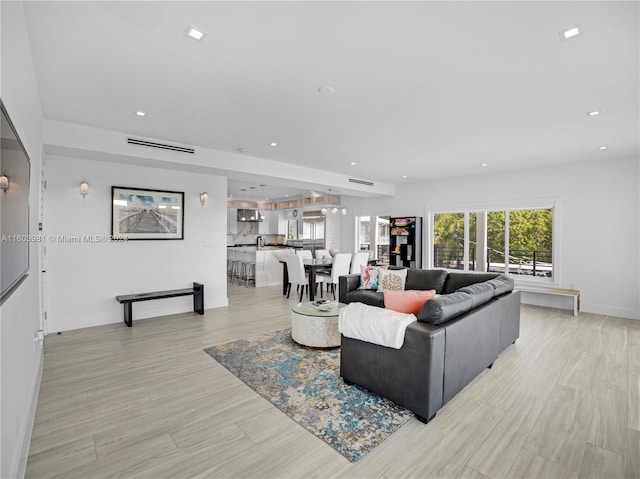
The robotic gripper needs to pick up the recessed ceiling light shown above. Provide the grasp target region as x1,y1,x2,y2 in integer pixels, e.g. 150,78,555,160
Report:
135,111,146,117
402,175,407,179
599,146,608,150
269,142,278,147
350,162,357,166
587,110,601,116
559,25,582,41
318,86,335,95
186,27,206,41
481,163,488,167
285,194,289,197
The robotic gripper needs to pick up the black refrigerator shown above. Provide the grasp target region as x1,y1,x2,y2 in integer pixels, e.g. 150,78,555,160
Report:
389,217,422,268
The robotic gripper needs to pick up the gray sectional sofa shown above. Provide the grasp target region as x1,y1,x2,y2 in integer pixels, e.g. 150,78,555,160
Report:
338,269,521,423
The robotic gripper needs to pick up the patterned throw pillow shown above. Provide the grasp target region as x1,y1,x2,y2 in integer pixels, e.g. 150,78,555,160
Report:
359,265,388,290
377,268,408,292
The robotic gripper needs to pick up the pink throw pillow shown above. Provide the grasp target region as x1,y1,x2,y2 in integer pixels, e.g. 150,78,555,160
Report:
383,289,437,315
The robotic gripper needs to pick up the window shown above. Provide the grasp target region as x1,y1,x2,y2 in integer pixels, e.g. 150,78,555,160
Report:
377,216,390,263
356,215,390,262
433,207,554,281
433,213,465,270
508,209,553,278
357,216,371,252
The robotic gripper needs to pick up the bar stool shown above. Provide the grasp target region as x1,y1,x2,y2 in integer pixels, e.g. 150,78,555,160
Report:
230,248,243,283
227,248,234,280
241,248,256,287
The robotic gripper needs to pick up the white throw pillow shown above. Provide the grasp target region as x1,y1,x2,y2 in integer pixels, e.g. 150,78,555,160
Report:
377,268,408,292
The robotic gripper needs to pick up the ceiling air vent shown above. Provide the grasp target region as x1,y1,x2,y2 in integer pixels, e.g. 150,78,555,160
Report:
127,138,195,154
349,178,374,187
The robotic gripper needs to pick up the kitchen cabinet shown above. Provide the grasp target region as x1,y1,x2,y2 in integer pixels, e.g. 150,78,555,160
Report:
227,208,238,234
276,211,288,235
259,211,280,234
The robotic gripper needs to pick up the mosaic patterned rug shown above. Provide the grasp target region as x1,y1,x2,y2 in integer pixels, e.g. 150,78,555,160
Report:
204,329,413,462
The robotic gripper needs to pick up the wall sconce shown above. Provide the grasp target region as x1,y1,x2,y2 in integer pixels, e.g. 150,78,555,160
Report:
0,175,9,192
80,181,89,197
200,192,209,206
341,207,347,215
321,207,327,215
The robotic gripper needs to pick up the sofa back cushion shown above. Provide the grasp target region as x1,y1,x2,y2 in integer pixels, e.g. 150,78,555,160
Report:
345,289,385,308
457,282,495,308
384,289,437,315
405,269,448,293
486,274,514,296
443,272,500,294
417,292,475,325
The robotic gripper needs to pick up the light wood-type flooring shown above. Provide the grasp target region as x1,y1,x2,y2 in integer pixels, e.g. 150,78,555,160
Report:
26,283,640,478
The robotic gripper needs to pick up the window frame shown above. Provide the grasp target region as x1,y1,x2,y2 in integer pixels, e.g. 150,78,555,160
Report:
428,198,561,286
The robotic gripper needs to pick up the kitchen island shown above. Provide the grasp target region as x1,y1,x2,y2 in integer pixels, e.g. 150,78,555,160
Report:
228,245,289,288
255,248,286,287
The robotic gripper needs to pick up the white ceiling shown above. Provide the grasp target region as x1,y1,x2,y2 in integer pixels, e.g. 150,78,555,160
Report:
22,1,639,199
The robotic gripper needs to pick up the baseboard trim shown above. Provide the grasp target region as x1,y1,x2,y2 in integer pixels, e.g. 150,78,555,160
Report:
581,302,640,320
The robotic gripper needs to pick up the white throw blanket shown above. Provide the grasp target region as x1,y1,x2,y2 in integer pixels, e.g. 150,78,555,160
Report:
338,303,417,349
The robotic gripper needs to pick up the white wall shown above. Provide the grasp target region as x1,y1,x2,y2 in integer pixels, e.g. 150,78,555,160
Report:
0,2,45,478
45,155,228,332
341,156,640,320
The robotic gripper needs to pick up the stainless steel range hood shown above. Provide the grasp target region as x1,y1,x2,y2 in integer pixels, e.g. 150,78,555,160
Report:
237,209,263,222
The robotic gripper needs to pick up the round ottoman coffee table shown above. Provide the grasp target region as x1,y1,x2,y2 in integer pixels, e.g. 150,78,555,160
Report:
290,301,347,348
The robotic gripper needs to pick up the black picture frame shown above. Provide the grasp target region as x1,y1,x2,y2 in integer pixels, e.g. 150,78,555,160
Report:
111,186,184,240
1,99,32,303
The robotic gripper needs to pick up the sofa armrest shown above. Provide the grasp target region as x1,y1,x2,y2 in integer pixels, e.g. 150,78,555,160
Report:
339,274,361,304
340,321,445,422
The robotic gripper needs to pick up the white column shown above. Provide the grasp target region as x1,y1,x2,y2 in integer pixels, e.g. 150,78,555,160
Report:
476,212,488,271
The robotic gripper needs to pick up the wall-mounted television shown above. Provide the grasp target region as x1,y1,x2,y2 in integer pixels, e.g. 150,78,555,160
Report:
1,100,31,303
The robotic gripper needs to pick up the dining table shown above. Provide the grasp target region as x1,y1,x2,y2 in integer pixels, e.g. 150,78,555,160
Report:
280,257,333,301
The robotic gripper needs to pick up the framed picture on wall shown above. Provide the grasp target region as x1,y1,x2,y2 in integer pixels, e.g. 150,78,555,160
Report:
111,186,184,240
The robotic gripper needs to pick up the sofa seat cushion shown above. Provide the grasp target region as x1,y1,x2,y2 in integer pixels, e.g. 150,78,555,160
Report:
487,274,515,296
457,282,494,308
443,272,500,294
405,269,448,293
417,292,475,325
345,290,385,307
384,289,437,315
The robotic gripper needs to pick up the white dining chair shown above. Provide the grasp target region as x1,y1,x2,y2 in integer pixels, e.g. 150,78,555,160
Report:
350,251,370,275
296,249,313,261
315,249,330,260
317,253,351,300
285,253,323,301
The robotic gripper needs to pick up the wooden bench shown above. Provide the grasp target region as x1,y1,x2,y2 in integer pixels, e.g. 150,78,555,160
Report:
116,282,204,327
518,286,580,316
